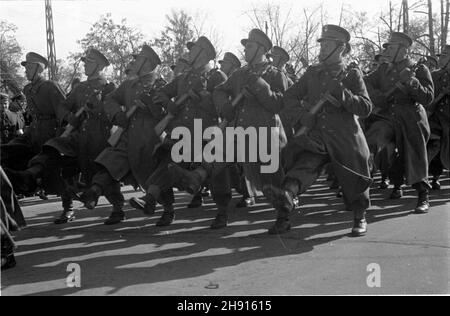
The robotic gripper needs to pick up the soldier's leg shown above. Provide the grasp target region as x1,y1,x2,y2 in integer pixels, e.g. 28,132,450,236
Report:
103,181,126,225
412,181,431,214
155,188,175,226
130,153,175,216
80,167,116,210
388,153,405,199
5,146,62,194
343,190,370,236
208,165,232,229
264,149,329,234
427,131,443,190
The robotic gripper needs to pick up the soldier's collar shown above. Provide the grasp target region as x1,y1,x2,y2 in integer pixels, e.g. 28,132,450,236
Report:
190,63,212,75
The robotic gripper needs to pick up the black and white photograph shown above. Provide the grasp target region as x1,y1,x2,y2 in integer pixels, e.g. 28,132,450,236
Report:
0,0,449,298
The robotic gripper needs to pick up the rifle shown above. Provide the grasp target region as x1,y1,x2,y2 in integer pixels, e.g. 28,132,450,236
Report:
153,93,190,137
217,92,245,130
294,93,340,137
294,70,346,137
107,99,146,147
61,106,86,138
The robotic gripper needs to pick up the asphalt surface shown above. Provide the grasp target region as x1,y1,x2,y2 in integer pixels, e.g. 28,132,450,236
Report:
1,173,449,296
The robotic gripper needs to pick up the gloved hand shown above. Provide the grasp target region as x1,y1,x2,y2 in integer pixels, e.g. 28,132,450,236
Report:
147,102,164,119
167,100,181,116
247,76,270,95
299,112,316,129
114,111,129,128
152,92,170,106
327,79,344,101
66,113,81,128
399,67,415,83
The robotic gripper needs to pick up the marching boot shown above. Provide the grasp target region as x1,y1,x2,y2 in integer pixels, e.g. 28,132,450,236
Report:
129,185,159,216
187,192,203,208
414,189,430,214
351,218,367,237
168,163,207,195
4,165,41,194
201,187,211,197
210,205,229,229
263,178,298,212
379,177,389,189
236,196,256,208
104,207,126,225
156,204,175,227
54,194,75,224
79,184,101,210
268,208,292,235
389,186,403,199
431,177,441,190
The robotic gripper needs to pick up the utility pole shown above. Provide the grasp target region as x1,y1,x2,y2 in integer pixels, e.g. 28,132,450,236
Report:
402,0,409,33
45,0,57,80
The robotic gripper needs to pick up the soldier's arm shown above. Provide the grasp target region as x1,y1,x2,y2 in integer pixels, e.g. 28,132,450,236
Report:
104,81,126,124
157,76,179,105
213,74,235,120
281,70,309,128
247,69,288,114
409,64,434,107
198,71,227,117
340,68,373,118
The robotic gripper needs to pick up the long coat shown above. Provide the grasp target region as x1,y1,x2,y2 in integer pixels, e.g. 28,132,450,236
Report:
281,62,373,204
42,76,115,183
1,77,67,171
95,74,164,187
365,58,434,185
429,68,450,169
213,62,288,192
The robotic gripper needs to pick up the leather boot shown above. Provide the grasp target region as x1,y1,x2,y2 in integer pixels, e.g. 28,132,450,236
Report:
351,218,367,236
54,194,75,224
236,196,255,208
168,163,206,195
129,185,159,215
431,177,441,190
414,189,430,214
210,205,228,229
268,208,291,235
187,192,203,208
389,186,403,199
79,184,101,210
379,178,389,189
156,204,175,226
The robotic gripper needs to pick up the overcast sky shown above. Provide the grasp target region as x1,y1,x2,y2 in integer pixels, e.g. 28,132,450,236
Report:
0,0,440,61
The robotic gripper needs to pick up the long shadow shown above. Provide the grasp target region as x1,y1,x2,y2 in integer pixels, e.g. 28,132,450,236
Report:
2,172,449,295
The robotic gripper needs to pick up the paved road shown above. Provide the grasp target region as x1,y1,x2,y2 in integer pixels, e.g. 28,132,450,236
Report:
1,173,449,296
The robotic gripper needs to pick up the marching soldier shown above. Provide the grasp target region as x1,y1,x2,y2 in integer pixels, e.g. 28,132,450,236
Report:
269,46,295,87
427,44,450,190
3,52,67,179
79,45,165,225
187,51,242,209
129,36,227,227
6,49,116,224
265,25,373,236
168,29,288,229
365,32,434,213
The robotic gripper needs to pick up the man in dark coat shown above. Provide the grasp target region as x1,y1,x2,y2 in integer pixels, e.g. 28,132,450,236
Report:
268,46,294,88
266,25,373,236
7,49,116,224
365,32,434,213
3,52,67,186
167,29,288,230
79,45,165,225
1,93,25,144
427,45,450,190
128,36,227,227
187,51,243,209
